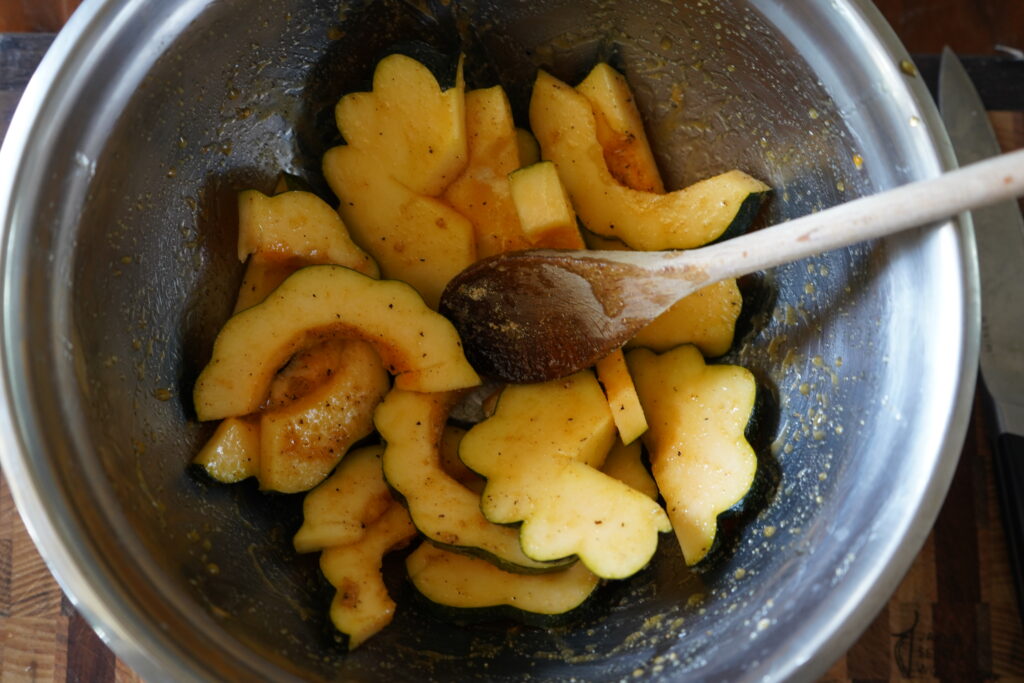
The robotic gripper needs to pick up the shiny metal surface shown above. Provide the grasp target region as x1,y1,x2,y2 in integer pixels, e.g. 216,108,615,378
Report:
940,48,1024,436
0,0,977,680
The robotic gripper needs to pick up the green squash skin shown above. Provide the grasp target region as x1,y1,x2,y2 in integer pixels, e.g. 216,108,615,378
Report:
712,189,772,245
686,381,780,572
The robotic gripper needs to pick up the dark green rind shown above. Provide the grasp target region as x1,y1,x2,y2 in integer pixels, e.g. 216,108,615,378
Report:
687,382,779,572
713,189,772,244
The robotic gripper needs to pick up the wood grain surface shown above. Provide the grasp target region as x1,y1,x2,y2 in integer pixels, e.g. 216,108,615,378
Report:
0,1,1022,681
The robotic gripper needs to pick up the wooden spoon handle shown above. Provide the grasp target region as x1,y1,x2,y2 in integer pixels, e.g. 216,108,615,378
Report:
679,147,1024,286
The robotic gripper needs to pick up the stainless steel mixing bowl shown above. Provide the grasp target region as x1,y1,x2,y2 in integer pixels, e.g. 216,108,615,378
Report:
0,0,977,680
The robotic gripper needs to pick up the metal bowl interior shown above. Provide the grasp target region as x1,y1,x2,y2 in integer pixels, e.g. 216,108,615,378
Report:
0,0,976,680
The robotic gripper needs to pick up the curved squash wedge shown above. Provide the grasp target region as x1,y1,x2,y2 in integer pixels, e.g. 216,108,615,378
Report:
193,265,480,421
406,543,599,621
375,389,572,573
529,70,769,251
627,345,757,565
319,502,417,650
334,53,467,197
459,371,670,579
576,63,664,194
258,340,389,493
293,445,393,553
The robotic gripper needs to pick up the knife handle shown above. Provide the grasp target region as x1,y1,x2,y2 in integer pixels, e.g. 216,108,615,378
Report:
993,432,1024,623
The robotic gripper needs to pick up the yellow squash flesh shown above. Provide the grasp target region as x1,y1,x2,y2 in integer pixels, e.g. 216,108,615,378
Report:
406,543,599,615
334,53,467,197
258,340,389,493
576,63,665,194
236,190,378,277
320,503,417,650
293,445,393,553
324,144,476,309
459,372,670,579
193,265,480,421
442,86,531,258
193,417,260,483
375,389,570,573
530,70,770,251
627,345,757,565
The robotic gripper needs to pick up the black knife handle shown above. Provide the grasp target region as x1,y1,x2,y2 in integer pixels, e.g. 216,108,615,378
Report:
993,432,1024,623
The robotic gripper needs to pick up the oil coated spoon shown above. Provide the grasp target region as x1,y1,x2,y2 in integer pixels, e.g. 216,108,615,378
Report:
439,147,1024,383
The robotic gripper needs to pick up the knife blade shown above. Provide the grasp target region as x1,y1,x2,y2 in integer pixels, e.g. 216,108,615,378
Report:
939,47,1024,620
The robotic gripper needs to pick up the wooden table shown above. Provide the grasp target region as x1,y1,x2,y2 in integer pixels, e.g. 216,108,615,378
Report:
0,1,1023,680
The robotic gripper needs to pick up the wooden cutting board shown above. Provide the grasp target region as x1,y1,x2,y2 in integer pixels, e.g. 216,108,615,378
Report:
0,1,1023,681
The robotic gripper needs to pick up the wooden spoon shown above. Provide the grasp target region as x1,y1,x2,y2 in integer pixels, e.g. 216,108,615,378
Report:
439,148,1024,383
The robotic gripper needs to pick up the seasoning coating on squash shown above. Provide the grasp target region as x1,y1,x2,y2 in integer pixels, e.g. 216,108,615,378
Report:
406,542,600,618
258,340,389,493
319,502,417,650
193,265,480,421
530,70,770,251
324,144,476,309
443,86,531,259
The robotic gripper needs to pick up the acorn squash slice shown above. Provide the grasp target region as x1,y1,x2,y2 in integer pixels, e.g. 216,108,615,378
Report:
406,543,599,621
236,190,378,277
459,371,670,579
576,63,664,194
442,86,531,258
574,73,743,357
258,339,389,493
193,265,480,421
323,144,476,309
375,389,572,573
293,445,393,553
319,502,417,650
334,53,467,197
529,70,769,251
627,345,757,565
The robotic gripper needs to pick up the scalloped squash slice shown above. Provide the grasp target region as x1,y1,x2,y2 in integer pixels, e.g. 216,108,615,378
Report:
320,502,417,650
193,265,479,421
459,371,670,579
375,389,571,573
529,70,769,251
627,345,757,565
406,543,599,621
324,144,476,309
443,86,531,259
293,445,393,553
258,340,389,493
237,190,378,276
334,53,467,197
